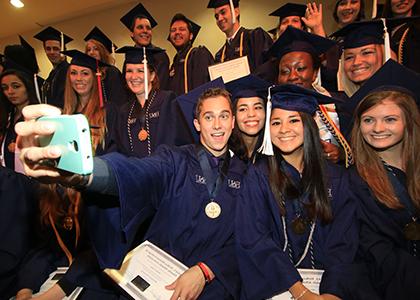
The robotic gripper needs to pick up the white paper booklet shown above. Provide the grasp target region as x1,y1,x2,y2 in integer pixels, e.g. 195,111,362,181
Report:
104,240,188,300
208,56,250,83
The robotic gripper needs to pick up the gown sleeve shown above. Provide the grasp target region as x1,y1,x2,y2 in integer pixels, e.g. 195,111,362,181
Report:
85,146,175,269
235,166,301,299
351,172,420,299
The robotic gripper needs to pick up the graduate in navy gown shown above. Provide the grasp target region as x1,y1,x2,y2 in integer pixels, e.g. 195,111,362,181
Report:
236,85,358,299
16,87,247,299
207,0,273,73
348,60,420,299
120,3,170,90
112,46,193,158
33,26,73,109
84,26,128,107
167,13,215,96
14,51,121,299
0,45,39,173
267,27,353,167
0,167,39,299
226,75,269,163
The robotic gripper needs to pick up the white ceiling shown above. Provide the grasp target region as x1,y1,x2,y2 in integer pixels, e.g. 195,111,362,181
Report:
1,0,131,39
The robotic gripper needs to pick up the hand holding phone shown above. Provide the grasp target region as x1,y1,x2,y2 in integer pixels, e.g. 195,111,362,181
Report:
38,114,93,175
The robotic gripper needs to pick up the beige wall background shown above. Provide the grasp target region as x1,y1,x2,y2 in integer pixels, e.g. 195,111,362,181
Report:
0,0,365,79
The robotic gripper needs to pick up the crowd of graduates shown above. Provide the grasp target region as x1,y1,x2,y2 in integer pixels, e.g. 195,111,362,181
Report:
0,0,419,299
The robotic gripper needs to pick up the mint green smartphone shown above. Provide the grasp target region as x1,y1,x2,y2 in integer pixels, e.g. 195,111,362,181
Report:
38,114,93,175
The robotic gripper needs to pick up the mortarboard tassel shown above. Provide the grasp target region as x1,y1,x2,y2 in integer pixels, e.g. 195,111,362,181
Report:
96,60,104,108
257,85,275,156
111,44,116,60
381,18,391,62
229,0,236,24
34,74,41,103
372,0,378,18
143,46,149,100
60,31,65,58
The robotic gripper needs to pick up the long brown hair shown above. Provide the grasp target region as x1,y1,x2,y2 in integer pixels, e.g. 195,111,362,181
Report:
268,111,332,223
63,67,106,150
39,65,108,265
351,90,420,209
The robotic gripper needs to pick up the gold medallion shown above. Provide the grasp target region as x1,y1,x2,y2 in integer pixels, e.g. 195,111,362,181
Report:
291,217,308,235
63,216,74,231
138,129,148,141
7,142,16,153
403,221,420,241
205,202,222,219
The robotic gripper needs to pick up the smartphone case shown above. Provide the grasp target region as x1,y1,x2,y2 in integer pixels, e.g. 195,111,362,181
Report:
38,115,93,175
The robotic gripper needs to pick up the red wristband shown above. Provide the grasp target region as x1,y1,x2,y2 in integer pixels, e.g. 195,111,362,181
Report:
197,262,212,283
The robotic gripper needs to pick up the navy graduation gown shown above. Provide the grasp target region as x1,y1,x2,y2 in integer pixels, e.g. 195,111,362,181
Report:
169,44,215,96
236,161,358,299
103,65,128,107
110,90,193,158
1,112,21,171
0,167,39,298
350,168,420,299
215,27,273,73
15,105,118,294
86,145,247,299
42,60,69,109
392,21,420,74
151,44,170,91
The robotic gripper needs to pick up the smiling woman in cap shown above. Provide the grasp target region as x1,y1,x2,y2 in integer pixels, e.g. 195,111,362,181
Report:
382,0,420,73
267,26,353,167
226,74,270,163
236,84,358,299
333,0,365,28
83,26,127,107
349,60,420,299
111,46,192,158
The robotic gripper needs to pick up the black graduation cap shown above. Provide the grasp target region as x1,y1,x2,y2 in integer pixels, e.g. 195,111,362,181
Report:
267,26,336,59
84,26,116,53
3,44,38,75
207,0,239,8
270,84,338,115
120,3,158,31
225,74,270,103
33,26,73,44
167,13,201,45
269,3,307,18
330,16,420,49
19,35,39,73
61,49,109,71
258,83,341,156
348,60,420,112
116,46,165,67
176,77,225,142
